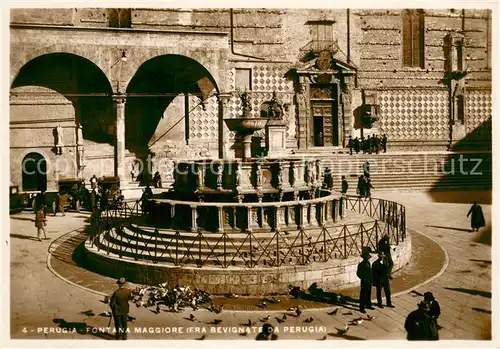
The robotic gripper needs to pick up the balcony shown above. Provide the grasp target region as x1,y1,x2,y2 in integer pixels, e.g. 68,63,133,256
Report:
299,39,339,62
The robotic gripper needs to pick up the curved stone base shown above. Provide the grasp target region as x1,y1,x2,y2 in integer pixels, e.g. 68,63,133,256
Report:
82,233,411,296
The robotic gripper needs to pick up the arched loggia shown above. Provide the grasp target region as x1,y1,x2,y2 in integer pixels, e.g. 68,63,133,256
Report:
11,53,115,145
125,54,219,157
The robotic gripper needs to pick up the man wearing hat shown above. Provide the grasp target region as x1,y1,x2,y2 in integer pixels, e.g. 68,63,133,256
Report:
404,301,432,340
372,251,394,308
378,233,394,279
356,248,374,313
110,277,132,340
423,292,440,340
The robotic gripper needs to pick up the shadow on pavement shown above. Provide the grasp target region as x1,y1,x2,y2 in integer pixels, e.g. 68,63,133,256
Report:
473,225,491,246
424,225,472,233
53,318,115,340
427,191,491,204
10,233,39,241
443,287,491,299
10,216,35,222
471,308,492,314
328,332,365,340
469,259,492,265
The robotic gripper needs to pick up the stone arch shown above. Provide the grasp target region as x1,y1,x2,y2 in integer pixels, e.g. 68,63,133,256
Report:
10,46,112,88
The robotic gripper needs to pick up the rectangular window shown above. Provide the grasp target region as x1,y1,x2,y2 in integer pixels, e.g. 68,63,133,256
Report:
235,68,252,91
107,9,131,28
309,21,334,52
402,10,425,68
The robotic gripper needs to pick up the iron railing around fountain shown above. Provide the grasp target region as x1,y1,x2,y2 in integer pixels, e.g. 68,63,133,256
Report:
90,195,406,268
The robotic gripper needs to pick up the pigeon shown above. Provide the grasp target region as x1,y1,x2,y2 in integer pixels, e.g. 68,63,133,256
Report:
239,332,248,336
282,313,287,321
327,308,339,315
304,317,314,323
349,318,364,326
365,314,375,321
287,307,296,311
342,311,353,316
99,311,111,317
127,315,136,321
196,334,206,340
318,335,327,341
213,319,222,325
214,305,223,314
276,316,285,324
247,319,256,327
189,314,196,321
261,315,270,322
80,310,95,317
335,324,349,336
268,297,280,304
261,301,268,308
295,306,302,317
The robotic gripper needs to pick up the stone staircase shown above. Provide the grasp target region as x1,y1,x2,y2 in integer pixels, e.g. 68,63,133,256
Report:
323,152,492,192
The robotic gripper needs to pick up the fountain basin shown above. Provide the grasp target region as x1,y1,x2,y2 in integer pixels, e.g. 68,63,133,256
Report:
224,118,268,134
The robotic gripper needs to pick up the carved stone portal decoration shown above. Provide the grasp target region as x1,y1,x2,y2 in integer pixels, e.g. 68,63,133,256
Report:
316,50,333,71
310,86,332,99
55,124,64,155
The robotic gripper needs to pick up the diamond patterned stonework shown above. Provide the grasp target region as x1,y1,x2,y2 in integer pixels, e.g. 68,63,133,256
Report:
378,90,449,140
189,96,218,141
466,90,492,137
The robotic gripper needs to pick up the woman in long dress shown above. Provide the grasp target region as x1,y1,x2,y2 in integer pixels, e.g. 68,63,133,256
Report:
467,201,485,232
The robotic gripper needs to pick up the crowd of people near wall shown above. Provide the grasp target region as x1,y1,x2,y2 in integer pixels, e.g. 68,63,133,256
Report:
348,134,387,155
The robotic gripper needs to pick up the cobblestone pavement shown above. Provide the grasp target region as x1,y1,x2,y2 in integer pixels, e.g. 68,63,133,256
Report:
5,191,493,342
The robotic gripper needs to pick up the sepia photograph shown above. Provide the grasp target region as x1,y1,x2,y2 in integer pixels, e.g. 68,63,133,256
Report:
2,2,497,346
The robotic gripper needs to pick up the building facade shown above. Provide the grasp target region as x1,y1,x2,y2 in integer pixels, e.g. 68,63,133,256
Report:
9,8,492,192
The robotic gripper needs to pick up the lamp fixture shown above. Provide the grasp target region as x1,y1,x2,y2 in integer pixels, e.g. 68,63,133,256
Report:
121,50,127,62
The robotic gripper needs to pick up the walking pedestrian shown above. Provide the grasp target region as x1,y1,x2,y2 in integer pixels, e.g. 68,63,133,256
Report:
323,168,334,190
357,175,366,197
372,251,394,308
110,277,132,340
35,204,48,241
405,302,432,340
423,292,440,340
381,134,388,153
467,201,485,232
364,176,374,198
255,323,278,340
378,233,394,279
348,135,353,155
356,249,374,313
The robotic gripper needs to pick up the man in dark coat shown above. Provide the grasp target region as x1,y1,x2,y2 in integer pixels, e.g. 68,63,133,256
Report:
372,252,394,308
354,137,360,154
348,136,353,155
423,292,440,340
363,161,370,178
340,175,349,218
381,134,388,153
405,302,432,340
357,175,366,197
356,249,374,313
364,176,374,198
110,277,132,340
467,201,485,232
255,323,278,340
378,233,394,279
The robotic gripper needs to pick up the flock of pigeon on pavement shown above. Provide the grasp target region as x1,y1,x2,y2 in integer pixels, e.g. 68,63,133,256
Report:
77,283,382,340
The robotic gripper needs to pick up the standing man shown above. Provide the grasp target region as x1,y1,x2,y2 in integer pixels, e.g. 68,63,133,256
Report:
467,201,485,232
423,292,440,340
378,233,394,279
372,252,395,308
54,189,67,216
340,175,349,218
348,136,353,155
354,137,360,154
405,302,431,340
364,176,374,199
110,277,132,340
356,249,374,313
381,134,388,153
90,174,98,190
357,175,366,198
363,161,370,178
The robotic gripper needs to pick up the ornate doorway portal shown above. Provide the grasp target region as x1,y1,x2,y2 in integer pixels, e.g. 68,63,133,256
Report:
311,84,339,146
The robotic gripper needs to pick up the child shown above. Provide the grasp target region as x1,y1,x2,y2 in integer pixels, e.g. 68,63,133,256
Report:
35,204,48,241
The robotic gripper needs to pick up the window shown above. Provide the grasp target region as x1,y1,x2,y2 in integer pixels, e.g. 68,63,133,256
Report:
402,9,425,68
107,9,131,28
235,68,252,91
308,21,334,52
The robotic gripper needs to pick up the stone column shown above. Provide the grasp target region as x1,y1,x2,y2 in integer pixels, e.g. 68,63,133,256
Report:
218,93,232,159
113,94,126,181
